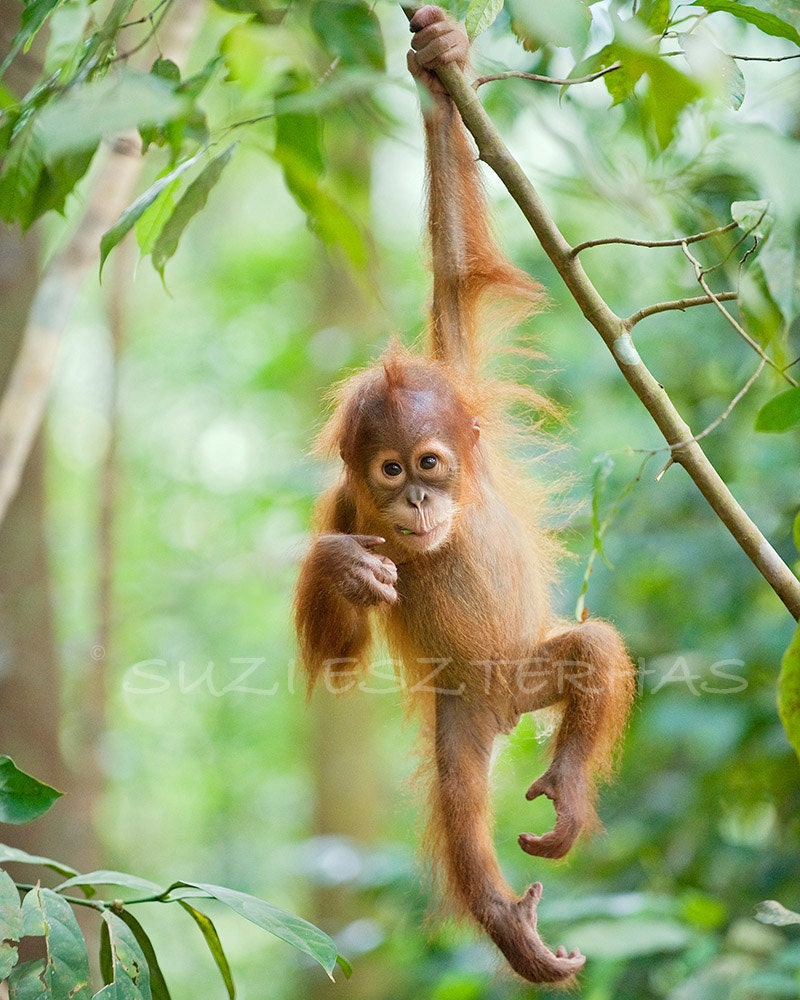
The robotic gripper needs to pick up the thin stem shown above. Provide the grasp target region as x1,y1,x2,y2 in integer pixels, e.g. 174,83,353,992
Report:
674,358,767,448
732,52,800,62
627,292,738,327
474,63,621,89
14,883,107,911
572,221,737,255
681,241,797,387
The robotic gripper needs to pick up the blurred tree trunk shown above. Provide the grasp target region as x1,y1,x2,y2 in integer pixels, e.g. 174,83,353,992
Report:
0,0,91,870
304,144,396,1000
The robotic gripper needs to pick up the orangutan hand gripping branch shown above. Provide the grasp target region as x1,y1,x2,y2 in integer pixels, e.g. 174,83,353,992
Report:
294,5,635,985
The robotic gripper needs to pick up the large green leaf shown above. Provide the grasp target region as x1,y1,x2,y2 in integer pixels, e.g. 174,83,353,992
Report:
151,144,236,278
778,623,800,761
0,756,62,824
637,0,671,33
0,868,23,939
732,199,774,239
310,0,385,69
35,71,191,163
23,886,92,999
0,869,22,977
693,0,800,44
135,181,180,256
754,386,800,432
43,0,90,76
173,882,340,979
178,901,234,999
678,32,745,108
0,0,62,77
273,90,367,268
115,910,171,1000
507,0,591,50
739,261,784,347
0,117,45,227
465,0,505,38
0,844,78,879
55,870,165,896
100,149,205,276
7,959,48,1000
642,55,702,148
94,912,151,1000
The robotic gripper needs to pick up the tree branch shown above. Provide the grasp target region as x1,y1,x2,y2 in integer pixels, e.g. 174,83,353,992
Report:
426,53,800,620
474,63,621,89
627,292,738,327
572,222,738,255
0,0,206,531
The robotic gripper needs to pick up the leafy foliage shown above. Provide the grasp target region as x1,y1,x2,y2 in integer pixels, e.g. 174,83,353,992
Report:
0,757,62,825
0,758,347,995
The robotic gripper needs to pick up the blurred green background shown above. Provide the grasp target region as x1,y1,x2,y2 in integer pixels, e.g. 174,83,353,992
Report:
2,1,800,997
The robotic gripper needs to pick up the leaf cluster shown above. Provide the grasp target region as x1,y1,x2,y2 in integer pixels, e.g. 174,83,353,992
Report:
0,757,349,997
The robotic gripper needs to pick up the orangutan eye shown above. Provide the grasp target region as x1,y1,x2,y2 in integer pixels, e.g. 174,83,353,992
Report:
420,455,438,470
383,461,403,477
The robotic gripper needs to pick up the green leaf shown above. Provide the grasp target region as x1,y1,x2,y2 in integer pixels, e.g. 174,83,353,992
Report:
678,32,745,108
24,887,92,999
100,149,206,276
115,910,171,1000
0,939,18,979
637,0,670,33
273,93,367,268
210,0,286,19
0,117,45,227
732,199,774,239
794,509,800,554
55,871,165,896
739,261,783,347
643,56,702,148
0,869,22,976
151,144,236,278
178,901,234,1000
0,844,78,878
507,0,592,50
465,0,505,39
755,899,800,926
0,756,62,824
135,182,180,257
36,70,191,164
0,868,24,940
33,144,97,223
150,57,181,85
7,959,48,1000
693,0,800,45
310,1,385,70
754,386,800,432
0,0,61,77
100,919,113,986
778,623,800,761
43,0,90,76
174,882,340,980
94,911,151,1000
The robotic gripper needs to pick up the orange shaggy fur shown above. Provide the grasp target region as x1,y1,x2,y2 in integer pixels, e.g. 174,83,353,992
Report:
294,5,635,986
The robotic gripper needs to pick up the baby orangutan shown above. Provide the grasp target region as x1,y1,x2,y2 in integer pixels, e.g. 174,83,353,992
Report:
294,5,635,984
